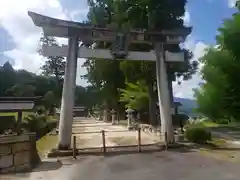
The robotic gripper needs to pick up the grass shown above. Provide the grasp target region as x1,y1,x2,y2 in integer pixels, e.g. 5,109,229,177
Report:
37,134,58,158
192,119,240,129
36,116,59,157
0,112,33,119
201,121,220,128
190,120,240,163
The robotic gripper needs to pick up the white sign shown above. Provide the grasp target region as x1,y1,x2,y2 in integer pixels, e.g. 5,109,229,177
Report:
0,102,34,110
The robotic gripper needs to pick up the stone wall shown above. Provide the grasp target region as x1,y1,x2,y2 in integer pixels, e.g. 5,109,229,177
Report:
139,124,185,142
0,133,40,174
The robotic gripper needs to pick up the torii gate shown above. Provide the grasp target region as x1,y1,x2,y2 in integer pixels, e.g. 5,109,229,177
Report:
28,11,191,150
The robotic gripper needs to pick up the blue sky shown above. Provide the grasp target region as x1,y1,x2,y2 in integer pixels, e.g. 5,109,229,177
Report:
0,0,238,99
187,0,236,45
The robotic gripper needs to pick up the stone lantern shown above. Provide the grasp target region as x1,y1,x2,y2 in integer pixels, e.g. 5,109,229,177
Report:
111,109,116,125
103,109,108,122
126,107,134,130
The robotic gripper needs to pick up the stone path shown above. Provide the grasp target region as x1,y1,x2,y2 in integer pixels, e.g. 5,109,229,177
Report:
3,150,240,180
71,117,160,149
4,118,240,179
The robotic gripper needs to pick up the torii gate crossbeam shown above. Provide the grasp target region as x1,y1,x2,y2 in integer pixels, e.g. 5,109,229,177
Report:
42,44,185,62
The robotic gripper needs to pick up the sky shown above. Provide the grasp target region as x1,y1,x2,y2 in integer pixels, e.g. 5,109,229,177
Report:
0,0,238,99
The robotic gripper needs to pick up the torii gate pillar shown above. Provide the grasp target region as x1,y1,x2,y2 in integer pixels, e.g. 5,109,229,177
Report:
58,37,78,149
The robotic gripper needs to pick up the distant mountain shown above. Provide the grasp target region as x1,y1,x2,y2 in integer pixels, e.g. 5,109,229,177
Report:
174,97,199,116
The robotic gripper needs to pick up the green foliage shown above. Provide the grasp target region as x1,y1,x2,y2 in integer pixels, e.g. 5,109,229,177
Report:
83,0,197,125
194,9,240,121
35,106,46,115
0,62,96,109
39,34,65,98
21,114,57,139
119,81,148,110
43,91,56,110
22,115,47,131
0,62,16,96
185,125,212,144
217,119,230,125
6,84,36,97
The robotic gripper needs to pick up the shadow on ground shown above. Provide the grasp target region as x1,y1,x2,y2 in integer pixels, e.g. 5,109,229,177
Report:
32,160,63,172
48,143,199,158
1,161,63,179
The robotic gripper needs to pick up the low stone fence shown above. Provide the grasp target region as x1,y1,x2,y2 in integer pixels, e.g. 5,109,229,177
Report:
0,133,40,174
139,124,184,142
139,124,161,136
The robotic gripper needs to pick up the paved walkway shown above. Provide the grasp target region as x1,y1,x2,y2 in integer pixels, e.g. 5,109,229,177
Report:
3,118,240,179
71,118,160,149
3,150,240,180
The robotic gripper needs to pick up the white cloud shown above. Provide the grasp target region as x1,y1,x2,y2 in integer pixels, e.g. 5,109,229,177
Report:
69,9,89,21
0,0,88,85
182,10,190,25
173,39,209,99
4,49,44,73
228,0,238,8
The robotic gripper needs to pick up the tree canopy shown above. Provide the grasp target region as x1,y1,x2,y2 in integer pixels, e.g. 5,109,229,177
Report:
194,6,240,121
0,62,93,110
82,0,197,125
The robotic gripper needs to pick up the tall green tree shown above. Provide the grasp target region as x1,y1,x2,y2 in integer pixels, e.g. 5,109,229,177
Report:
84,0,197,125
119,81,148,110
0,62,16,96
84,0,127,115
194,7,240,121
0,61,95,110
39,34,65,98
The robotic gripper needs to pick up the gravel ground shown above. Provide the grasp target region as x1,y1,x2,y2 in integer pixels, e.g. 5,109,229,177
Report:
71,118,160,149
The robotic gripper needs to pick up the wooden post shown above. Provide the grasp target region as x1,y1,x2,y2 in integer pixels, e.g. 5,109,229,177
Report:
138,128,141,152
73,136,77,159
16,111,23,134
101,130,106,154
164,132,168,150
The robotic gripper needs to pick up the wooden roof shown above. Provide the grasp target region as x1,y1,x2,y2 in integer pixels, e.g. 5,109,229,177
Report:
0,96,42,102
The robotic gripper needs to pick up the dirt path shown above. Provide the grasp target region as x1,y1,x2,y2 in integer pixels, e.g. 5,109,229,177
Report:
71,118,160,149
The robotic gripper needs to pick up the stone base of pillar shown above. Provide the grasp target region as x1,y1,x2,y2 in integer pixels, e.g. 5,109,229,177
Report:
57,144,71,150
128,126,136,131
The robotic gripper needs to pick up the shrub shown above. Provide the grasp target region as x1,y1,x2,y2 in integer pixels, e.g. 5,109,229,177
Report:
21,115,46,136
217,119,229,124
45,120,58,133
34,106,46,115
185,126,211,144
23,114,57,139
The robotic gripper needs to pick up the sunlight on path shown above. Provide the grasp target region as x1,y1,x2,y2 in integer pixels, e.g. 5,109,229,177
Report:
71,118,159,148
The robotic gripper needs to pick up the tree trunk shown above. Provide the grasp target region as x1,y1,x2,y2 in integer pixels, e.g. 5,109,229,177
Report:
148,83,157,126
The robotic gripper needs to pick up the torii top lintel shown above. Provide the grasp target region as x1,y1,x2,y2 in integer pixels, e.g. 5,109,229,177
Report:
28,11,191,44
